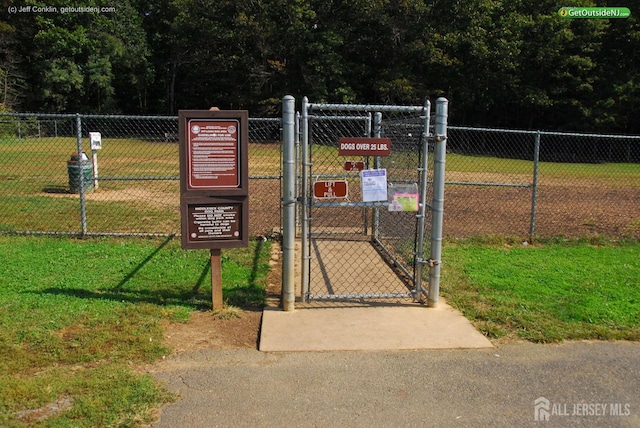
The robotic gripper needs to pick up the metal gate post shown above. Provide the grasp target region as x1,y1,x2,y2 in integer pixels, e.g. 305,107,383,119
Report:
371,112,383,241
300,97,310,302
427,98,449,307
412,100,431,301
529,131,541,242
281,95,296,311
76,113,88,236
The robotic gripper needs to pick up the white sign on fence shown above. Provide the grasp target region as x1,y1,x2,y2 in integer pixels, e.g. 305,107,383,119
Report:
361,169,387,202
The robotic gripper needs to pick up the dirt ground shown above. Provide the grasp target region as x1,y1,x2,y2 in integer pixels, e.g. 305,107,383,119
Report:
160,181,639,353
162,310,263,351
162,240,283,353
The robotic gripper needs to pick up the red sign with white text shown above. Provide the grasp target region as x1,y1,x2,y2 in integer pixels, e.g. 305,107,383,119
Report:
344,160,365,171
338,137,391,157
313,180,348,199
187,119,240,189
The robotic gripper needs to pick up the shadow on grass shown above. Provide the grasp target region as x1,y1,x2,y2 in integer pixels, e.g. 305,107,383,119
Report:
38,236,269,311
221,238,267,308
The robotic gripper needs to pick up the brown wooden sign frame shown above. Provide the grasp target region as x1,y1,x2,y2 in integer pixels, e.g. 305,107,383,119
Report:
179,110,249,250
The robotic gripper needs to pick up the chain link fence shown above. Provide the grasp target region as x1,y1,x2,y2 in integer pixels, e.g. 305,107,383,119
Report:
299,105,431,302
446,127,640,240
0,113,281,237
0,112,638,241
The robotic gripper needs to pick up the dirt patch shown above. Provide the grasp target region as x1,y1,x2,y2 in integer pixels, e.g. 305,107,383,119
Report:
444,185,640,239
162,310,263,352
161,240,282,354
16,395,74,424
41,188,179,210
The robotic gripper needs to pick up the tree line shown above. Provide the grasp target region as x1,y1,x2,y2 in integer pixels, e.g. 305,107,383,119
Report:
2,0,640,133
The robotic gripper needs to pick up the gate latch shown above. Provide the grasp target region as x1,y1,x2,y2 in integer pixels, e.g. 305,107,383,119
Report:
426,257,440,267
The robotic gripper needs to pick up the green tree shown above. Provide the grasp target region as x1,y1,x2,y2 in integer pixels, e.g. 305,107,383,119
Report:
9,0,150,113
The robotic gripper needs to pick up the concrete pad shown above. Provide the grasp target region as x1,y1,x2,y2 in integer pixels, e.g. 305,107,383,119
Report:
259,299,493,352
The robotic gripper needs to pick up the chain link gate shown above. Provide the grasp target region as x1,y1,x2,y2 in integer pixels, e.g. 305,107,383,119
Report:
281,96,449,308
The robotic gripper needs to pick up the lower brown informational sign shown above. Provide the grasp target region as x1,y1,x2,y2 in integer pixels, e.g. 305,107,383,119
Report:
181,197,248,249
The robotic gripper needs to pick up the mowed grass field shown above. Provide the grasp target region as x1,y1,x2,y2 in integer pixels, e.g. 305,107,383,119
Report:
442,238,640,343
1,136,638,236
0,137,281,234
0,235,272,426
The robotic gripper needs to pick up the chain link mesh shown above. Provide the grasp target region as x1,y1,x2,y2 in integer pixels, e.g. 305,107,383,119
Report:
0,113,281,237
304,106,428,302
446,127,640,240
1,113,638,241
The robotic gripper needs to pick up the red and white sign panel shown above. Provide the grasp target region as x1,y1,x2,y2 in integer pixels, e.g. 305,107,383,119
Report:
338,137,391,157
187,119,240,189
313,180,348,199
344,160,365,171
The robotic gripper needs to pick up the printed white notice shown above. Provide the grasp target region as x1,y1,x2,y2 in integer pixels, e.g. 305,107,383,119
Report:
361,169,388,202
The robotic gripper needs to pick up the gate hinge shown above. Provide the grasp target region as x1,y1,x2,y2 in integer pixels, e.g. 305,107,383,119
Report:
419,257,440,267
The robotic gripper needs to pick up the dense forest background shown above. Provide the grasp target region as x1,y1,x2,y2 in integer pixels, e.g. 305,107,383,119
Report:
2,0,640,132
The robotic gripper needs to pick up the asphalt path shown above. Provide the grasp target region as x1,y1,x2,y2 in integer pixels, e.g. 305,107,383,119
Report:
152,341,640,427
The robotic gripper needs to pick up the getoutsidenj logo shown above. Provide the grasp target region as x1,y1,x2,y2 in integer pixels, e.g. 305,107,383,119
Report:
558,7,631,19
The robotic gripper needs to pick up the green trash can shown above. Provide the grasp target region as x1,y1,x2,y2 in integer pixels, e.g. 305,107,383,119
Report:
67,152,94,193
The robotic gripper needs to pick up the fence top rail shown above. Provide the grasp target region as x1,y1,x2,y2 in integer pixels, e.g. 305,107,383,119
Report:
0,112,178,120
539,130,640,140
0,112,280,122
308,115,371,121
307,102,425,113
451,125,640,140
249,117,280,122
2,111,639,140
450,125,538,135
0,112,79,119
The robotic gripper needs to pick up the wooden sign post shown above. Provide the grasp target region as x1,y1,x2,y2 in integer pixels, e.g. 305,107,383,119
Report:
179,110,249,311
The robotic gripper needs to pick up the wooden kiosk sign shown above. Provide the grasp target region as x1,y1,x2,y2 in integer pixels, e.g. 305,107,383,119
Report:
179,110,249,310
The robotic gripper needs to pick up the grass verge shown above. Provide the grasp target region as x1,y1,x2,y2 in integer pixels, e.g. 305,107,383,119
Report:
0,235,271,426
441,239,640,342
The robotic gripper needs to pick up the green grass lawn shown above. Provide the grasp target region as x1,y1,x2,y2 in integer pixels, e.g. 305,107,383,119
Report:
0,235,271,426
1,232,639,424
441,239,640,342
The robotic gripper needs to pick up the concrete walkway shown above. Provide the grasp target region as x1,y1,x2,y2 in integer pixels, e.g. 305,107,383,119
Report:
259,300,493,351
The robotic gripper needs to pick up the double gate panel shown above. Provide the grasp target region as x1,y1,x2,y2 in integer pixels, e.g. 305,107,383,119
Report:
300,100,432,303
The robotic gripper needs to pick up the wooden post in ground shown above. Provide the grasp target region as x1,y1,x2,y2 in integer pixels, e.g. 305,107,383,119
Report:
210,249,223,311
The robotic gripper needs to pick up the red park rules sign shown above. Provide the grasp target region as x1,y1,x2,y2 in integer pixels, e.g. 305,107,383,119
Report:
187,119,240,189
338,137,391,157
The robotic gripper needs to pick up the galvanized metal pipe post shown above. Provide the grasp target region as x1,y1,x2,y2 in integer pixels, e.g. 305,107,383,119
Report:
281,95,296,311
300,97,310,302
529,131,541,242
428,98,448,307
371,112,383,241
413,100,431,302
76,113,88,236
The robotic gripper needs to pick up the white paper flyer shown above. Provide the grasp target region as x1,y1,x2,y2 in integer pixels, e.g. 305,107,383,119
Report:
361,169,388,202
